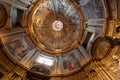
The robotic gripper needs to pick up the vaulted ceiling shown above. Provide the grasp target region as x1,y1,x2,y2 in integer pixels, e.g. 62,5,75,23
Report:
0,0,120,80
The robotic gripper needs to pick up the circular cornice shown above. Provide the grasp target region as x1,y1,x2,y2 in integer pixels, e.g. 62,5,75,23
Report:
28,0,85,54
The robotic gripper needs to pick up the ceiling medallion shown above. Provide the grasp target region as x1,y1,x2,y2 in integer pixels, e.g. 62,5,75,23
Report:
28,0,83,54
53,20,63,31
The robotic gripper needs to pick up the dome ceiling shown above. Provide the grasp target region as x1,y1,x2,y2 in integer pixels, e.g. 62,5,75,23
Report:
0,0,106,77
28,0,83,54
1,0,120,79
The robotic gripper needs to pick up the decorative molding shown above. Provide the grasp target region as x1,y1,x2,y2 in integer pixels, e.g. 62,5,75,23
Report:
0,3,7,28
